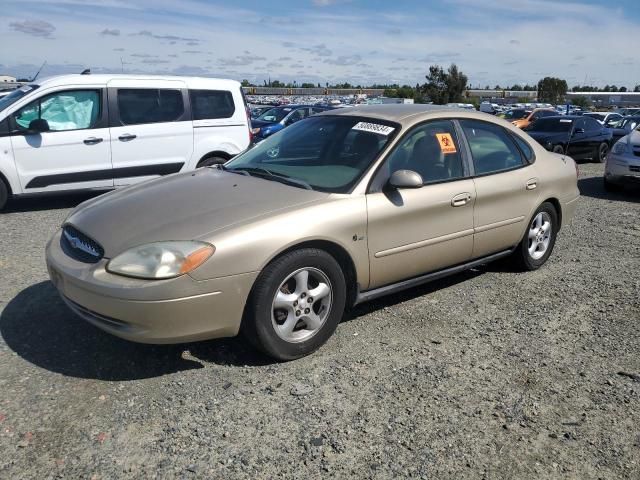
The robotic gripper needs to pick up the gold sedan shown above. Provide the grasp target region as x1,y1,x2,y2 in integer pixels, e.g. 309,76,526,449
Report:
46,105,580,360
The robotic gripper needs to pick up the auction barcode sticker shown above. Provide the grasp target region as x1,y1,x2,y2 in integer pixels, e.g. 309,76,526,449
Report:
352,122,395,136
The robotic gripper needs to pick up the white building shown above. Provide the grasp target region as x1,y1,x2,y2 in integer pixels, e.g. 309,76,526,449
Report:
0,75,17,83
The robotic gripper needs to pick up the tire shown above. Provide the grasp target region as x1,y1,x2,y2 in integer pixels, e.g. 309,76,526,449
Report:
242,248,347,361
197,156,227,168
511,202,558,271
0,180,8,212
604,177,623,193
552,145,564,155
597,142,609,163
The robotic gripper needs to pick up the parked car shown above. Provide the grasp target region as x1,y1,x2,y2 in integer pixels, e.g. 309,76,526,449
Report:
525,116,613,162
615,107,640,116
609,116,640,143
46,105,579,360
511,108,557,129
583,112,623,126
501,108,530,121
250,105,273,119
604,129,640,191
0,74,252,211
479,102,499,114
250,105,333,141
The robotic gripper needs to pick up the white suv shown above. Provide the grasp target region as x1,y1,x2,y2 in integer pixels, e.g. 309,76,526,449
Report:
0,74,252,210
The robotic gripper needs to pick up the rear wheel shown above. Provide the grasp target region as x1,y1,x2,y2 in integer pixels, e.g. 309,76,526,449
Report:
197,156,227,168
552,145,564,155
242,248,346,360
0,180,9,211
597,142,609,163
511,202,558,271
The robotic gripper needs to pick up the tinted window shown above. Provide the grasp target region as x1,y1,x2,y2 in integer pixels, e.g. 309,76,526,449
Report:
460,120,524,175
584,117,601,132
0,85,39,113
529,118,573,132
117,89,183,125
511,133,535,163
285,108,309,125
385,120,464,184
14,89,100,131
190,89,235,120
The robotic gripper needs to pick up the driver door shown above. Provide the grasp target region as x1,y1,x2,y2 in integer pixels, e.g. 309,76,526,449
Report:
9,88,113,193
366,120,475,289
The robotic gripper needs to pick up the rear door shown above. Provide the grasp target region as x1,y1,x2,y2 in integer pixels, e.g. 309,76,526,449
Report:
459,119,540,258
108,79,193,186
566,118,589,159
9,87,113,193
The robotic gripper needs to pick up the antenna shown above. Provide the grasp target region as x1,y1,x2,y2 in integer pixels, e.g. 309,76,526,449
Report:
31,61,47,81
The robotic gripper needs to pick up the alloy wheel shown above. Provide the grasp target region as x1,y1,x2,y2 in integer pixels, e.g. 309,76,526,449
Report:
527,212,552,260
271,267,333,343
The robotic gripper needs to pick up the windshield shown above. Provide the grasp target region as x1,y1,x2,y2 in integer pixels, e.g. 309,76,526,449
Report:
529,118,573,132
584,113,605,122
0,85,38,113
256,107,291,123
503,109,528,120
620,118,640,131
225,115,398,193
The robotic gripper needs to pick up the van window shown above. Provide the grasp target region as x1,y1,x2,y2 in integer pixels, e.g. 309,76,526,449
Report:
14,90,100,131
190,90,235,120
117,89,184,125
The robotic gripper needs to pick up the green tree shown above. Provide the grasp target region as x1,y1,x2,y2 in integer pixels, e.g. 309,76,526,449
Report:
421,64,468,104
634,85,640,92
241,79,252,87
570,96,590,109
619,86,627,92
537,77,568,104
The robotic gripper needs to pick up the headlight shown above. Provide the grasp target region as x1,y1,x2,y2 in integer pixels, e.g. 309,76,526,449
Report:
107,241,214,279
612,142,628,155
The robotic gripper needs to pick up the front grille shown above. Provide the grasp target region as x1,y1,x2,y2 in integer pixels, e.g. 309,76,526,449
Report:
630,165,640,173
60,225,104,263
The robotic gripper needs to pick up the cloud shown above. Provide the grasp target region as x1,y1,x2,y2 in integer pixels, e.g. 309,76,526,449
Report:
140,59,170,65
130,53,157,58
113,48,125,52
183,50,202,54
219,55,266,66
324,54,362,66
278,56,292,61
100,28,120,36
9,20,56,38
282,41,295,48
131,30,199,44
509,39,520,45
301,43,332,56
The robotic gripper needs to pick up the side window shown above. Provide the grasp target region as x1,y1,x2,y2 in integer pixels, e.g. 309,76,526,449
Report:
510,133,535,163
285,109,307,125
311,107,327,114
13,90,101,132
584,117,601,132
573,118,586,131
385,120,465,184
460,120,525,175
117,89,184,125
190,89,235,120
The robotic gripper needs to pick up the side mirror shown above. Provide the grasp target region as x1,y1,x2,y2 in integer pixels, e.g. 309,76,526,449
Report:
28,118,50,133
389,169,423,189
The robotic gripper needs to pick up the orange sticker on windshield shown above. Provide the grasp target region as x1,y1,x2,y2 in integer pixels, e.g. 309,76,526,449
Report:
435,133,457,154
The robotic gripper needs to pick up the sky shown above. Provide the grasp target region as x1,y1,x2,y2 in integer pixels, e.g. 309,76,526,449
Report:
1,0,639,88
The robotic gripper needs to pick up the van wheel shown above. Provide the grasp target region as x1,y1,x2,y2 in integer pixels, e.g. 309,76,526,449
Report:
197,156,227,168
242,248,346,361
0,180,9,211
511,202,558,271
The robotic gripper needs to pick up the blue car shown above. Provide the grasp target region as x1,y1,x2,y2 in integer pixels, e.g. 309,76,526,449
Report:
251,105,333,140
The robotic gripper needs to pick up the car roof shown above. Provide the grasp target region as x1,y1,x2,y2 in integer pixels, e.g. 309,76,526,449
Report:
317,104,463,124
32,74,241,89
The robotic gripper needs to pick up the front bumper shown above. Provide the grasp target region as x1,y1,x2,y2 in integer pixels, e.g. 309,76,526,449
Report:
605,152,640,185
45,229,258,344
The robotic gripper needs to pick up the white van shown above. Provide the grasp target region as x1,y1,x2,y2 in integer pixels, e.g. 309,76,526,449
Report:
479,102,499,114
0,74,252,210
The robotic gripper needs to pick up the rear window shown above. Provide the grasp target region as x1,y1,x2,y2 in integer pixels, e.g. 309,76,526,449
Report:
117,89,184,125
190,89,235,120
510,133,535,163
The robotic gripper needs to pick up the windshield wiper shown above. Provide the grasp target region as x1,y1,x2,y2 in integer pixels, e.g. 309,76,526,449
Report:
227,166,313,190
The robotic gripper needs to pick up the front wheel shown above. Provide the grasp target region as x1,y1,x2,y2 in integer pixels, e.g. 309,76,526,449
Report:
552,145,564,155
511,202,558,271
197,156,227,168
242,248,346,360
597,142,609,163
0,180,8,211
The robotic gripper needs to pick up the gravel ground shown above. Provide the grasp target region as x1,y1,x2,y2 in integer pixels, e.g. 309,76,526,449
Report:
0,162,638,479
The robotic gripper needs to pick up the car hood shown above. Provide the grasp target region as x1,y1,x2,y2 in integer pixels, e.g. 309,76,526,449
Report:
526,131,569,144
65,168,328,258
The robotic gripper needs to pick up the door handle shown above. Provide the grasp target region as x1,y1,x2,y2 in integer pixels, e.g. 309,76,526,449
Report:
451,192,472,207
526,179,538,190
118,133,137,142
83,137,103,145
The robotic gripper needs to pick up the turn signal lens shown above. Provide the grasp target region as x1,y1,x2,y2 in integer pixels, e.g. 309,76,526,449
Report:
180,246,215,274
